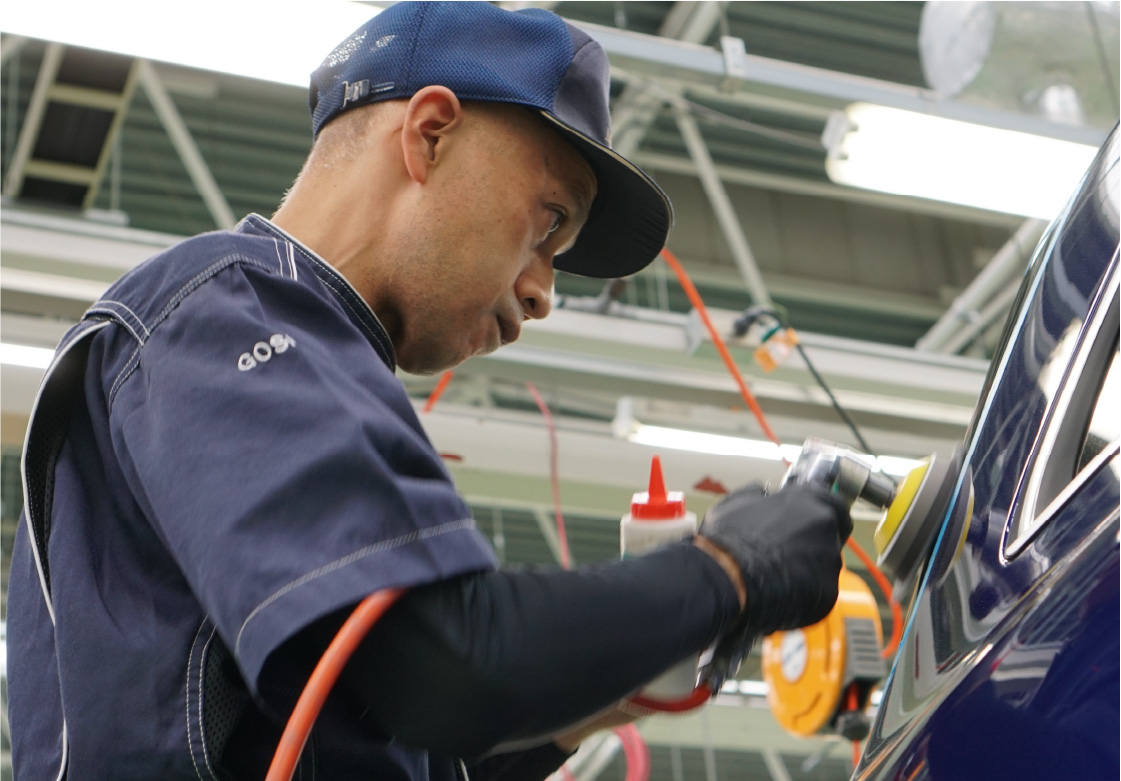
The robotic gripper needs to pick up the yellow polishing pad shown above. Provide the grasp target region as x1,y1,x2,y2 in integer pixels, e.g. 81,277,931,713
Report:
874,460,929,556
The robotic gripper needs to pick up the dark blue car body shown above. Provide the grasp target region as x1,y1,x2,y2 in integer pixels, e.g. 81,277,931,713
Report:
856,125,1120,780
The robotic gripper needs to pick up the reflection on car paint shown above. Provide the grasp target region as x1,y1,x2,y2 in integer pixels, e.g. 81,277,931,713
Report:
856,125,1120,781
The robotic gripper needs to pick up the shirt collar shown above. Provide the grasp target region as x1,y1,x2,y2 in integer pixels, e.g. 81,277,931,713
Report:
238,214,396,371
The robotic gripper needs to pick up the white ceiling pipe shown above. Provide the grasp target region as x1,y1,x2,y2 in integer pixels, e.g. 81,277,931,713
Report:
3,42,63,197
611,1,724,159
136,59,236,230
915,218,1046,351
673,105,773,308
939,282,1022,355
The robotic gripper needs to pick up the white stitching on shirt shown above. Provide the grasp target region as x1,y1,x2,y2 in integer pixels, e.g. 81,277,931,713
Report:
90,300,151,340
287,241,298,281
106,256,278,416
197,626,221,781
273,238,287,277
234,518,477,656
108,345,141,412
246,216,394,365
87,304,145,346
311,272,395,364
186,618,209,781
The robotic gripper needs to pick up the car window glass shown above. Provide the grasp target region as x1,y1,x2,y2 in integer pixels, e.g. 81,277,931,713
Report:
1077,339,1119,474
1007,280,1119,556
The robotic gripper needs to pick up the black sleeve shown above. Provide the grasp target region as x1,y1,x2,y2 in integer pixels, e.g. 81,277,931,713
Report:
262,541,740,760
465,743,574,781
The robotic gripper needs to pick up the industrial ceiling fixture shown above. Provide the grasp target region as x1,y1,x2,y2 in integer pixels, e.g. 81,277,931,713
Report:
822,103,1099,220
613,397,923,477
0,0,378,87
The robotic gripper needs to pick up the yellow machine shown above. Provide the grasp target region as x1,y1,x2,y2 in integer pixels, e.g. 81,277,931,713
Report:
762,568,884,739
762,442,971,741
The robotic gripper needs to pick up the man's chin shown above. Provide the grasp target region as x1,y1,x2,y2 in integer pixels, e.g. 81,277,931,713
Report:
397,339,502,376
397,350,469,377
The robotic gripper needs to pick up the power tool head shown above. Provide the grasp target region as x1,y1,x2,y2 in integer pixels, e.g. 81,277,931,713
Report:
873,447,972,600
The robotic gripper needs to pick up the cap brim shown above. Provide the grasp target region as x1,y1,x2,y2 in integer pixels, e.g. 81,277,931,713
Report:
539,112,672,279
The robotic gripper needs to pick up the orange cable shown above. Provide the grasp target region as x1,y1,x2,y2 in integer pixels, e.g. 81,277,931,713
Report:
660,247,904,660
528,383,649,780
847,683,862,768
846,537,903,658
526,382,571,570
628,685,713,713
659,249,784,450
266,588,406,781
422,370,455,413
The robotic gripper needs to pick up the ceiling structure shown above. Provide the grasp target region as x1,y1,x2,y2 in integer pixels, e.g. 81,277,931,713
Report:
1,3,1117,779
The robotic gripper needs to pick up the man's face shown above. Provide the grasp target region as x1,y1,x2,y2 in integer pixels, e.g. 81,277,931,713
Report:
384,107,597,375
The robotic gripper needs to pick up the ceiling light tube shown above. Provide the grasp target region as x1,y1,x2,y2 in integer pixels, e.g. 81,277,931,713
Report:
0,2,380,87
630,423,802,462
1,343,55,369
824,103,1099,220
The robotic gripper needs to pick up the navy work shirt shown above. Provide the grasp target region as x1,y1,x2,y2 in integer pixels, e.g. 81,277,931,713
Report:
8,214,499,779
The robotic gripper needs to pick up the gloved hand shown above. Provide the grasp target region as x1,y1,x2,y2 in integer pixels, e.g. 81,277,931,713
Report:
697,483,852,690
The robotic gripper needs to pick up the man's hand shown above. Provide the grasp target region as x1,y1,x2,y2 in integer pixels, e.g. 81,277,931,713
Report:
697,483,852,688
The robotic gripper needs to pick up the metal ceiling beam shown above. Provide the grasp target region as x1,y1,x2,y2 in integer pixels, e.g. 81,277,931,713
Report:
763,749,795,781
0,34,29,67
575,20,1108,147
916,219,1047,351
674,105,772,307
612,1,724,159
939,283,1022,356
1,210,986,436
135,59,236,230
3,42,63,197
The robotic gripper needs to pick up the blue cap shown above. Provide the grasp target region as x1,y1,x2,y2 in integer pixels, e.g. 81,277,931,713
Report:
309,1,672,279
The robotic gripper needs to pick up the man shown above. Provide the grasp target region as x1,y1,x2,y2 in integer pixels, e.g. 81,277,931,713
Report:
8,3,851,779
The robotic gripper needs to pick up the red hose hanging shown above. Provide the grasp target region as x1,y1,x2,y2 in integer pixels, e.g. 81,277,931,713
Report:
659,248,903,659
271,248,904,781
266,588,406,781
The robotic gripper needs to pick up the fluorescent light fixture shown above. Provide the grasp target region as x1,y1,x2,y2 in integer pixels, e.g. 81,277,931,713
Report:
628,423,920,476
631,424,803,462
1,343,55,369
614,397,921,475
824,103,1098,220
0,2,380,87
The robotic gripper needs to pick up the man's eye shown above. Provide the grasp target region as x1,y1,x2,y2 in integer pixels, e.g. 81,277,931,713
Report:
547,209,565,235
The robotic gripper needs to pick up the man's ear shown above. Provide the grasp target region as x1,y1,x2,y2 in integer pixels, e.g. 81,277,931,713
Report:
401,86,463,184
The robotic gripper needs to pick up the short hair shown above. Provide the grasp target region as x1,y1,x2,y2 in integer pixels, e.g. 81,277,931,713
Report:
277,99,554,208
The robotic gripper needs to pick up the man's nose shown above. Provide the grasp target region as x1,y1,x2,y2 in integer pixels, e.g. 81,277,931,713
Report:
517,255,555,320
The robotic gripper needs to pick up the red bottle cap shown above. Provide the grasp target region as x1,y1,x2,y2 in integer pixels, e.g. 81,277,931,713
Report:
631,456,687,520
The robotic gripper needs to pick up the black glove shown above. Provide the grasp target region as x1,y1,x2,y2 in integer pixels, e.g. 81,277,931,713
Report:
697,483,852,690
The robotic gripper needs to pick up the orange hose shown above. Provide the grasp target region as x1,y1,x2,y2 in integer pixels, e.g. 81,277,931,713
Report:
422,370,454,413
659,249,783,450
529,383,650,780
847,684,862,768
266,588,406,781
846,538,903,658
660,247,904,660
526,382,571,570
628,684,713,713
615,724,651,781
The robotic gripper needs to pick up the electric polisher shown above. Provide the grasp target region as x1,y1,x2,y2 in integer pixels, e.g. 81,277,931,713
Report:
762,438,972,741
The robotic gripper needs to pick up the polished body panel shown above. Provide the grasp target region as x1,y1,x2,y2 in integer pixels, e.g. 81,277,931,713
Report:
856,126,1120,780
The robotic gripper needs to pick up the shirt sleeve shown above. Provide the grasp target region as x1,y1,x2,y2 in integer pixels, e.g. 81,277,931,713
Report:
108,261,497,694
263,542,740,757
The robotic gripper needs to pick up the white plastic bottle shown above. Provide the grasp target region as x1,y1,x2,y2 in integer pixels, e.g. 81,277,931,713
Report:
620,455,700,700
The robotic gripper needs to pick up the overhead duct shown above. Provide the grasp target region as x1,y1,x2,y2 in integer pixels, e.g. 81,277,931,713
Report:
919,1,1120,131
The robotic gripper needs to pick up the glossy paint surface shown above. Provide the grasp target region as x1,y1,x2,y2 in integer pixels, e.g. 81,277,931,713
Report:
857,126,1120,781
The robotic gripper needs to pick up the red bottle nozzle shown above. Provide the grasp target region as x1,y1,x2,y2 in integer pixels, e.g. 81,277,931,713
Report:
631,456,687,520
